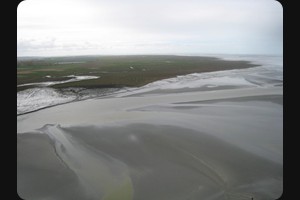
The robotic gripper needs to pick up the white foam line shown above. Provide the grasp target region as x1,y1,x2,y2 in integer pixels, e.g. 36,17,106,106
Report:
17,75,99,87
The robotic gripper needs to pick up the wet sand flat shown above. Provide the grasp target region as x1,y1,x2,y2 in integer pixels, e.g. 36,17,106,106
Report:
17,86,282,200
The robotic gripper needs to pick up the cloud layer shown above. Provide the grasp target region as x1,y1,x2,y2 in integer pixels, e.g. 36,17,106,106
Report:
17,0,283,56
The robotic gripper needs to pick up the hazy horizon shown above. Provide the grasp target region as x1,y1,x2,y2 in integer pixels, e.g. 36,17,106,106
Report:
17,52,283,59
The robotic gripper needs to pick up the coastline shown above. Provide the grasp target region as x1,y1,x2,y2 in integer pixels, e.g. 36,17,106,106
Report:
17,55,261,115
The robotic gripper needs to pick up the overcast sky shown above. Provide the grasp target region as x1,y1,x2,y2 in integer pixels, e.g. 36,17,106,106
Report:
17,0,282,57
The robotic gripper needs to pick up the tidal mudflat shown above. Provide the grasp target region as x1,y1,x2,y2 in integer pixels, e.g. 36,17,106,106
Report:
17,55,283,200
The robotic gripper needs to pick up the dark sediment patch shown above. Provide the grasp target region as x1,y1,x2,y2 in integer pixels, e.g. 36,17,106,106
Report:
175,94,283,105
59,123,282,200
17,132,89,200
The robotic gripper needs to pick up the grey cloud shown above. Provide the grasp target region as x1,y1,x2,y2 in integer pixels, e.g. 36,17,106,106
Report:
18,38,56,50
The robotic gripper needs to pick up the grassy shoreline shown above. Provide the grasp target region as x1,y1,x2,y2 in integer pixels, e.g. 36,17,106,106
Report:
17,55,259,91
